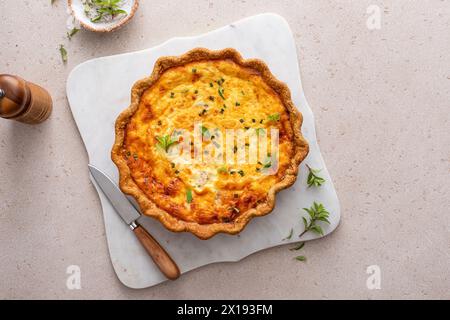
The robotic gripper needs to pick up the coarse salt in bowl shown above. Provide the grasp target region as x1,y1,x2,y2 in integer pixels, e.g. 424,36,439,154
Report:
68,0,139,33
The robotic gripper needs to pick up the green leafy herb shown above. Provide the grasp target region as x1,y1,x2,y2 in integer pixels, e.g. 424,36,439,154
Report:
209,82,213,87
235,102,240,106
218,87,225,100
282,228,293,241
237,170,245,177
295,256,307,262
132,153,138,160
201,126,210,138
299,202,330,238
268,113,280,122
263,161,271,169
217,167,228,174
192,68,197,73
290,242,305,251
59,44,68,63
89,0,128,23
170,92,175,98
186,188,193,204
306,164,326,187
67,27,80,40
255,128,265,136
156,135,178,152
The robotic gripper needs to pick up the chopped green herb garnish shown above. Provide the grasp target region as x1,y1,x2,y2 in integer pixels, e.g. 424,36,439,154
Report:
209,82,213,87
217,167,228,174
237,170,245,177
192,68,197,73
306,164,326,187
268,113,280,121
201,126,210,138
186,189,193,204
255,128,266,135
290,242,305,251
133,153,138,160
156,135,178,152
283,228,293,241
239,119,244,123
218,87,225,99
295,256,307,262
235,102,240,106
194,90,198,94
170,92,175,98
209,96,215,101
67,28,79,40
59,44,67,63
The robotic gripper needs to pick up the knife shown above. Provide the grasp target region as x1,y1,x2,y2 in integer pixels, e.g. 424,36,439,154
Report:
88,164,180,280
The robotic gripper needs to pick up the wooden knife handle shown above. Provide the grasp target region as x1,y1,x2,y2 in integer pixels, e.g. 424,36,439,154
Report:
133,225,180,280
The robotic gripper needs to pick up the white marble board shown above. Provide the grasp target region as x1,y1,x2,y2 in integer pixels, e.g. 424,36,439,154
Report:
66,13,340,289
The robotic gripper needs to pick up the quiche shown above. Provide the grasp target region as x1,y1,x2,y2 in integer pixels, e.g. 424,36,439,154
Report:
112,48,309,239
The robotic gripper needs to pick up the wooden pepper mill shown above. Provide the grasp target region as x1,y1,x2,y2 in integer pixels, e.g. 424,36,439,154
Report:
0,74,52,124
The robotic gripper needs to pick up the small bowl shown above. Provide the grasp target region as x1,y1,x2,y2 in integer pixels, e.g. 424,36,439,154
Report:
68,0,139,33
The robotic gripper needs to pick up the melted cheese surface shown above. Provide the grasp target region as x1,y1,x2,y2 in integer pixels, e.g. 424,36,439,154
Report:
123,59,295,224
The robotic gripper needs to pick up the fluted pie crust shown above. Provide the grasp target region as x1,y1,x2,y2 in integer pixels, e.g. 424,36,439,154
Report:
111,48,309,239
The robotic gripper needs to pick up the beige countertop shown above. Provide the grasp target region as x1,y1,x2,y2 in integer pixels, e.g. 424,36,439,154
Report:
0,0,449,299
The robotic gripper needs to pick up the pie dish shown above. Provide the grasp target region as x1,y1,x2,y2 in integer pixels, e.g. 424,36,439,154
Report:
111,48,309,239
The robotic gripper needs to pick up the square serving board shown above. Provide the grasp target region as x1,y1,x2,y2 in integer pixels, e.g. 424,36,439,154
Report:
66,13,340,289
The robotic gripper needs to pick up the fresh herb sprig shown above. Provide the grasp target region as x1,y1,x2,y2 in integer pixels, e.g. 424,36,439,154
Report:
306,164,325,187
156,135,178,152
299,202,330,238
88,0,128,23
59,44,68,63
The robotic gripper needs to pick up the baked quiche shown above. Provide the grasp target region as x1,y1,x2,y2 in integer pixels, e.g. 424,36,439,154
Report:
112,48,309,239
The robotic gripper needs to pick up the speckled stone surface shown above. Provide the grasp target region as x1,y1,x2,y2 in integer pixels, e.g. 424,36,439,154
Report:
0,0,449,299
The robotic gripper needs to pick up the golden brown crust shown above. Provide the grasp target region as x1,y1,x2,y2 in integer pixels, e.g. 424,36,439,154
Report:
111,48,309,239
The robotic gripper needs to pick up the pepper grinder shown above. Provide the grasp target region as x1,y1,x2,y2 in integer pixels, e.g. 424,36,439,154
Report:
0,74,52,124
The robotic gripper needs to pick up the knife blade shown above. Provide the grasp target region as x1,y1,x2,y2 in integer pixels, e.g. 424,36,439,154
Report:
88,164,180,280
88,164,140,226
